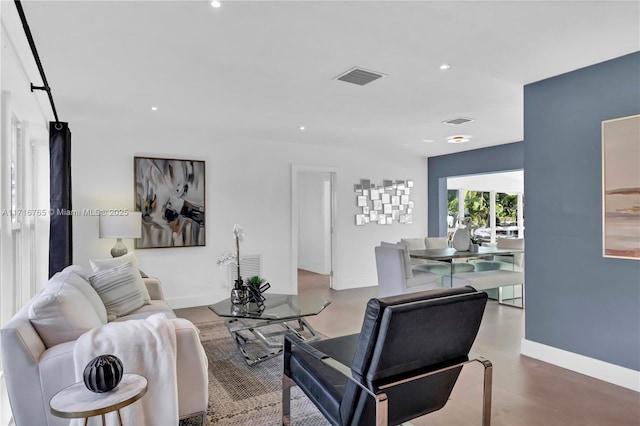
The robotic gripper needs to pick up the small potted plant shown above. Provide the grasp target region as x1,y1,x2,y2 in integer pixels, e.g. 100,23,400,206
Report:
246,275,265,289
245,275,270,307
469,233,480,252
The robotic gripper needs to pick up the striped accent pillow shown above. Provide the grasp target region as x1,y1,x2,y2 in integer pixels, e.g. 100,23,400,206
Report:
89,262,145,321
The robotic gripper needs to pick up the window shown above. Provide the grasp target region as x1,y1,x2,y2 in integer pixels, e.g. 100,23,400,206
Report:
10,118,21,223
447,189,458,229
464,190,491,228
447,171,525,242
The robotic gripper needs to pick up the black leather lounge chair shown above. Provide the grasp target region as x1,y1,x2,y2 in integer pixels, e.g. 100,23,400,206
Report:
282,286,492,426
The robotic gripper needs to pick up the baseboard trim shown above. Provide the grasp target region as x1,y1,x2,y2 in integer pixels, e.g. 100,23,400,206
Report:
333,277,376,291
521,338,639,392
167,295,218,310
298,264,330,275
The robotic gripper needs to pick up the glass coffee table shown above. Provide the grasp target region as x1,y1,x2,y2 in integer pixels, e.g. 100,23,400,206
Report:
208,293,330,365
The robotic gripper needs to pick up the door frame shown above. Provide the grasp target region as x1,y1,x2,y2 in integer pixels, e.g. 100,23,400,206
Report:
290,164,339,293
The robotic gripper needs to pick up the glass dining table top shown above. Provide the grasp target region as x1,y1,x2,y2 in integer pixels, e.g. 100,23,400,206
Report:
410,247,523,261
209,293,331,320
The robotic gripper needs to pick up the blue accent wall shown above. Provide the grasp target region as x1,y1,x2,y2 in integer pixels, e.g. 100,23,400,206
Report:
427,142,524,236
524,52,640,370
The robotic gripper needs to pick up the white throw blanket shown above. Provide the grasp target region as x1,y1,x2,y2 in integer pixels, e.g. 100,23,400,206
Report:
73,313,178,426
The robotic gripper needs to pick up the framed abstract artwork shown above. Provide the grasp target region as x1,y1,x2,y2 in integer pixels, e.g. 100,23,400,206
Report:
134,156,206,248
602,114,640,259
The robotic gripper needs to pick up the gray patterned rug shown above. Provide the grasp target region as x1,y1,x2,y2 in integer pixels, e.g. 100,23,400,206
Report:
192,320,330,426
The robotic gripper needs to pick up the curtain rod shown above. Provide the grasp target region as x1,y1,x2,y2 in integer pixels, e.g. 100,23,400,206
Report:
14,0,61,128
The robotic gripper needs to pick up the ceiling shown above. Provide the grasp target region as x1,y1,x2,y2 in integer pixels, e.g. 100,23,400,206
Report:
20,1,640,157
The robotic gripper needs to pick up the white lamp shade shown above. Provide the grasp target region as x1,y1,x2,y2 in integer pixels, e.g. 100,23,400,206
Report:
99,212,142,239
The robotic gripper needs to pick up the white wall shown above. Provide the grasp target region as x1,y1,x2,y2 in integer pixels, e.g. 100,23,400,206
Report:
298,171,330,274
447,170,523,193
69,122,427,307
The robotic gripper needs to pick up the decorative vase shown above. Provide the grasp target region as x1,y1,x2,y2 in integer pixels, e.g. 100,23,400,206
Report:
230,303,247,316
452,228,471,251
83,354,123,393
230,287,247,305
469,243,479,253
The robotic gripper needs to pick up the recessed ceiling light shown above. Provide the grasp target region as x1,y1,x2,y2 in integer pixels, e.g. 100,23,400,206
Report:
211,1,221,8
422,139,435,143
150,106,158,111
447,135,471,144
299,126,306,131
439,63,451,70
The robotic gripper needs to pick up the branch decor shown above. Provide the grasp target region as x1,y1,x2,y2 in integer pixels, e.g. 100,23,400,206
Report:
217,224,247,304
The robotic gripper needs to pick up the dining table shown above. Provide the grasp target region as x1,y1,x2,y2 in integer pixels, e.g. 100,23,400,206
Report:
410,246,523,263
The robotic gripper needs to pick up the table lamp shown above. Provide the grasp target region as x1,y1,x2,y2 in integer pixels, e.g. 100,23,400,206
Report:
99,212,142,257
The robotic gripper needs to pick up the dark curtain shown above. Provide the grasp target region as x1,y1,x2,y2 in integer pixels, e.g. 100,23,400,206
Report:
49,122,72,277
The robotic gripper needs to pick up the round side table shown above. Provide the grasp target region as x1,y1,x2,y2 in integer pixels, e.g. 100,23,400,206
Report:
50,373,147,426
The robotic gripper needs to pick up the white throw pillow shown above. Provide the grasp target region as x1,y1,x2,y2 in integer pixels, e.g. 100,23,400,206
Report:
90,253,151,303
29,274,103,348
89,262,146,321
380,241,413,279
60,265,108,324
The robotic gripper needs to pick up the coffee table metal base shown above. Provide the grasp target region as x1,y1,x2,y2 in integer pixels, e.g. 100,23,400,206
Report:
225,317,321,365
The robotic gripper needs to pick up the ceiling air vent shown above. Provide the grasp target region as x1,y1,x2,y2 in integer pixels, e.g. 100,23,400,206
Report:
335,67,385,86
443,117,474,125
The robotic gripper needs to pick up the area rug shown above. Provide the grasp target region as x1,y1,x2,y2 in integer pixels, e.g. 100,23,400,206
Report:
194,319,330,426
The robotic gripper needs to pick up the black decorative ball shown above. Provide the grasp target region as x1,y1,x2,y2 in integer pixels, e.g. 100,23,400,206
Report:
83,354,124,393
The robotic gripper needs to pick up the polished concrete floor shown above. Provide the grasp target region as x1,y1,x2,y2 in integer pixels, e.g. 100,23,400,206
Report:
175,270,640,426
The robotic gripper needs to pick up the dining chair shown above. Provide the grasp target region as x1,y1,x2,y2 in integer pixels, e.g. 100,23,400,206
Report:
374,243,441,297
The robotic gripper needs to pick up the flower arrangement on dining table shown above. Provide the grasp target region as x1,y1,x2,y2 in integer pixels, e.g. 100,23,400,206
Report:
461,217,481,246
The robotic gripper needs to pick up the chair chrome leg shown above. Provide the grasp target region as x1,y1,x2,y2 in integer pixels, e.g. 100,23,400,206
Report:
375,392,388,426
282,373,294,426
477,357,493,426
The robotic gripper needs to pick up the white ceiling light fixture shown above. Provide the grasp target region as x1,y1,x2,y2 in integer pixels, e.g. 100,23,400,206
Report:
422,139,435,143
150,106,158,111
447,135,471,144
299,126,306,131
211,1,221,8
439,63,451,70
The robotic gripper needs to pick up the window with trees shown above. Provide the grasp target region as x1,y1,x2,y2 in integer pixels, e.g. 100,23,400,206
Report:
448,189,524,242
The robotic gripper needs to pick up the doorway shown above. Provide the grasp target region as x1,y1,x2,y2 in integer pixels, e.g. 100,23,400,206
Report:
447,170,525,308
290,165,337,294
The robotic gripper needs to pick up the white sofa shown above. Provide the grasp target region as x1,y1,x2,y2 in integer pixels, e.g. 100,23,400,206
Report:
0,265,208,426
